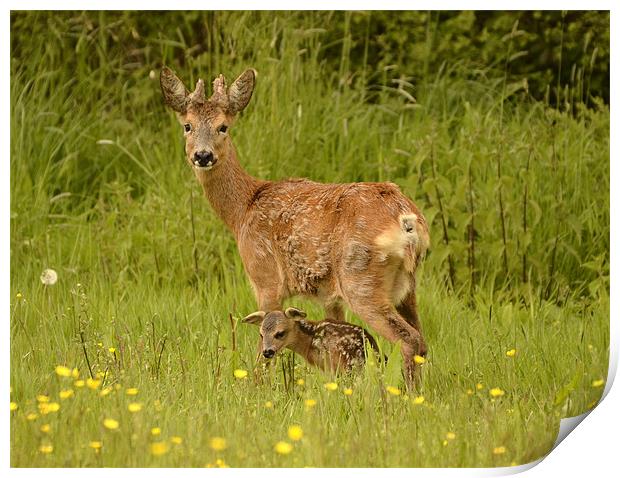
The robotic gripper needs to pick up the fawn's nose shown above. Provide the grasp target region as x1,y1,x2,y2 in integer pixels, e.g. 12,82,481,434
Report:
262,349,275,359
193,150,216,168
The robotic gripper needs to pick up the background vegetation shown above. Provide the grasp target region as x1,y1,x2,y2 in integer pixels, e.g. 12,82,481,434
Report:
10,11,609,467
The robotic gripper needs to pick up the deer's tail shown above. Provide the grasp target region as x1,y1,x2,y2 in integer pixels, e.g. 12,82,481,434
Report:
374,213,430,273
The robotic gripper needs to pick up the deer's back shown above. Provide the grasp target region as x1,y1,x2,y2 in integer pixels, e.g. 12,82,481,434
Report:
239,178,427,296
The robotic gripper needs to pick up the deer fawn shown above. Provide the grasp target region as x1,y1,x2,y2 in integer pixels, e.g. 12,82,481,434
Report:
243,307,380,372
160,67,430,387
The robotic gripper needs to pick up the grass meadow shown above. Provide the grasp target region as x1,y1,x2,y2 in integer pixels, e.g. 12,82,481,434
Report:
9,12,609,467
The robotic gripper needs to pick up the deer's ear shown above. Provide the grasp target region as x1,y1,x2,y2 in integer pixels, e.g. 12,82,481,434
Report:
284,307,306,320
160,67,189,113
228,69,256,114
242,311,266,326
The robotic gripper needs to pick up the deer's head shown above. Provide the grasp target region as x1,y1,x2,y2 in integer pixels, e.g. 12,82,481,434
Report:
242,308,307,359
160,67,256,171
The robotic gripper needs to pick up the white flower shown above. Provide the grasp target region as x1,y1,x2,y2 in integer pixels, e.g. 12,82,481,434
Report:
40,269,58,286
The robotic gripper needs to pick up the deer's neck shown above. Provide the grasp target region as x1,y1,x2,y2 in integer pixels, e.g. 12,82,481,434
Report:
193,142,265,235
287,321,319,363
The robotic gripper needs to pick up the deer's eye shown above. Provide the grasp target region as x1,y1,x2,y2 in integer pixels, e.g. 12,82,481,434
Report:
184,123,192,133
274,331,286,339
218,124,228,134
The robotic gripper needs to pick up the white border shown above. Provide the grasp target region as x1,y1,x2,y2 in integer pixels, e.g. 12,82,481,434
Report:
3,2,616,477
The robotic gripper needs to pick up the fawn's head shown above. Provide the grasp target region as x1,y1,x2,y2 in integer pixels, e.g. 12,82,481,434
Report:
243,308,307,359
160,67,256,171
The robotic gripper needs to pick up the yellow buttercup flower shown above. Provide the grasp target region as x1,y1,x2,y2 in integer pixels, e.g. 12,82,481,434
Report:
86,378,101,390
506,349,517,357
99,387,112,397
442,439,448,446
16,292,23,299
151,427,161,436
264,401,273,408
413,355,426,364
89,441,103,450
288,425,303,441
324,382,338,391
489,388,505,398
412,396,425,405
40,424,51,433
233,369,248,379
150,441,169,456
103,418,119,430
493,446,507,455
59,389,74,400
74,380,85,388
55,365,72,377
592,379,605,388
39,444,53,454
72,368,79,378
386,386,401,396
36,395,50,403
125,388,139,396
10,402,18,411
296,378,305,386
209,437,227,451
26,413,38,421
274,441,293,455
109,347,116,353
343,388,353,396
171,436,183,445
39,402,60,414
476,383,484,390
446,432,456,440
128,403,143,413
304,399,317,409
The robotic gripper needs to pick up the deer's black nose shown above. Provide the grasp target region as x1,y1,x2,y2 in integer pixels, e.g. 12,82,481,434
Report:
262,349,275,359
194,150,215,168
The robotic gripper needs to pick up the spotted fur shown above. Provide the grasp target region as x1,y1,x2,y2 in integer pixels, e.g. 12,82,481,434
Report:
243,308,380,372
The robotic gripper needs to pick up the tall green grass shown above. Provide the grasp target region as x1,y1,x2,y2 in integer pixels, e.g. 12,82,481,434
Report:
10,11,609,467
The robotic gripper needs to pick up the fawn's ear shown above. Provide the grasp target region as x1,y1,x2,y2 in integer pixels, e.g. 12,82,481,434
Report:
228,69,256,114
284,307,307,320
160,66,189,113
242,311,266,326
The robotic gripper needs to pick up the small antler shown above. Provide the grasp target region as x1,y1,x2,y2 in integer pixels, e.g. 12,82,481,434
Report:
189,78,206,105
210,74,229,108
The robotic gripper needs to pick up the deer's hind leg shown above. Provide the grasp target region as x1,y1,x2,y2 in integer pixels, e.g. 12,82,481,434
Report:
396,286,427,357
341,278,425,388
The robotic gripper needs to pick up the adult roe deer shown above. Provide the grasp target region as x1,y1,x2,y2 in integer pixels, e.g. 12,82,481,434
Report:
242,307,381,373
160,66,430,387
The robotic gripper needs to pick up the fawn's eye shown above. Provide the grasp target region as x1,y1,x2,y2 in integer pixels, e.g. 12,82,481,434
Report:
218,124,228,134
184,123,191,133
274,331,286,340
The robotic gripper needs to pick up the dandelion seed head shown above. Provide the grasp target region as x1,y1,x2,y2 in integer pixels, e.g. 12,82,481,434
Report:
40,269,58,286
